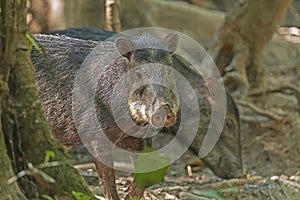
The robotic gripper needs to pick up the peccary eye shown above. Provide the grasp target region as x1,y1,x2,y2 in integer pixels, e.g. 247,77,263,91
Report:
136,72,142,79
136,86,146,96
225,120,233,129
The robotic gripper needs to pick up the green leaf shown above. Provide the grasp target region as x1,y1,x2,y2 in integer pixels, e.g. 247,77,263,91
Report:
26,33,47,58
44,150,56,163
220,187,240,193
41,194,55,200
192,189,226,199
134,147,170,190
72,191,91,200
131,198,139,200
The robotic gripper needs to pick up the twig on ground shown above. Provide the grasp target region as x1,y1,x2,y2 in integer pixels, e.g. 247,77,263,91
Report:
249,85,300,110
199,176,263,189
278,178,300,189
237,100,284,122
187,165,193,177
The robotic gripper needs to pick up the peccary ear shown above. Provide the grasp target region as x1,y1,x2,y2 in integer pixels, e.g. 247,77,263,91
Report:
116,37,134,59
165,33,179,53
205,77,219,97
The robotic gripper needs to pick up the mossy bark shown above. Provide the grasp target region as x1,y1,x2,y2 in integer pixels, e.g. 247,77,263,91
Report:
209,0,292,98
0,0,95,199
0,1,28,199
0,90,27,198
0,123,27,199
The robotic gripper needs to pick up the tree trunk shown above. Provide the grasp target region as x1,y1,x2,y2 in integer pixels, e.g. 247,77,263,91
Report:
0,129,27,199
0,0,95,199
0,106,27,198
209,0,292,98
0,1,28,199
105,0,122,32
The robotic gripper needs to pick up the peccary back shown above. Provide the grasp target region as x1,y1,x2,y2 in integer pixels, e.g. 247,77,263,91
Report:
32,35,99,145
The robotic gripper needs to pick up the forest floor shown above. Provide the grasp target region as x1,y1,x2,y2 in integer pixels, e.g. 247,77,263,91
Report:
70,31,300,200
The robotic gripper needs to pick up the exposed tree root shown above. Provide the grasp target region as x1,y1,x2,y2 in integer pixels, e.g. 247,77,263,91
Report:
237,100,288,122
249,85,300,111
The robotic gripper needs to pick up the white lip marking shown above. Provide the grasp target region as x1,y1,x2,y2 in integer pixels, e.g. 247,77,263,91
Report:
129,102,138,117
139,104,147,120
129,102,148,121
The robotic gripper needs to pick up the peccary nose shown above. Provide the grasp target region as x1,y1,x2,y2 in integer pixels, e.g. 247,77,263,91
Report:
151,107,176,128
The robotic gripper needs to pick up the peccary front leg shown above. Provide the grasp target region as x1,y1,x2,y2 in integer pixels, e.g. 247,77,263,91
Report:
95,160,120,200
125,181,144,200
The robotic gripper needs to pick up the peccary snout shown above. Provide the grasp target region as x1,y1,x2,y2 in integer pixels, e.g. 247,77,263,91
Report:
151,105,176,128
